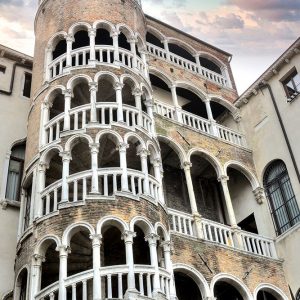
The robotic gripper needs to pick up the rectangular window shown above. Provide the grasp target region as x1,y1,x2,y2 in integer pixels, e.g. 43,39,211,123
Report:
23,72,32,98
282,69,300,101
0,65,6,74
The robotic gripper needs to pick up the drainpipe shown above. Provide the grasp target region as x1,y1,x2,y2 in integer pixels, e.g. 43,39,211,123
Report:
258,82,300,183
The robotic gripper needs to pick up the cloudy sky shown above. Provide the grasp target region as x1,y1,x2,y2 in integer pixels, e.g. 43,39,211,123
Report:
0,0,299,93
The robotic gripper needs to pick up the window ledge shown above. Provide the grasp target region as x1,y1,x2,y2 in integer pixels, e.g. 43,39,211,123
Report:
276,221,300,243
0,199,21,210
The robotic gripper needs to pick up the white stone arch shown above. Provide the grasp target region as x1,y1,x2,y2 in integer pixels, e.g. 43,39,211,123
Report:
254,283,289,300
116,23,135,40
47,31,67,49
147,140,160,161
96,215,129,234
175,80,207,101
64,133,94,152
14,265,30,300
140,82,153,100
135,32,147,50
124,132,146,149
187,148,224,178
44,85,66,106
34,234,61,256
148,67,174,87
154,222,170,241
66,74,93,91
157,135,187,165
95,129,123,145
224,160,260,190
120,74,139,91
62,222,95,246
167,37,197,56
146,25,166,42
68,21,92,37
210,273,253,300
198,51,227,70
209,94,237,114
94,71,119,85
40,145,63,165
173,263,212,298
93,19,115,34
129,216,155,235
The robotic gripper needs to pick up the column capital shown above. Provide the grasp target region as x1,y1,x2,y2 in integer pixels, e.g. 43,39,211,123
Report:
46,45,54,53
42,100,52,109
181,161,192,171
57,245,71,256
66,35,75,43
145,233,160,245
132,88,142,97
151,157,162,168
169,84,177,90
90,233,102,246
253,187,265,205
59,151,72,162
110,30,120,37
89,82,98,92
203,97,211,103
231,109,242,123
38,162,49,172
62,89,72,97
218,175,229,183
160,240,173,252
88,28,96,37
144,98,154,108
122,230,136,243
117,142,129,153
89,143,100,153
114,82,124,91
162,38,169,44
137,148,150,158
128,37,138,44
32,254,46,266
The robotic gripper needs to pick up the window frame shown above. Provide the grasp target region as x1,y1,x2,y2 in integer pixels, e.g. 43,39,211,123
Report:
281,67,300,102
22,72,32,98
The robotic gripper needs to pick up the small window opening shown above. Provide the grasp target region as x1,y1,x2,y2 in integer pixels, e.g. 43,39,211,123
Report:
200,57,222,74
23,73,32,98
146,32,163,49
282,69,300,101
0,65,6,74
168,43,195,63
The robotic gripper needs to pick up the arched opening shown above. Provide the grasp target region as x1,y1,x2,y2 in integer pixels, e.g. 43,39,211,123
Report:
174,271,202,300
95,28,113,46
52,38,67,60
45,149,62,187
150,74,172,107
41,241,60,290
122,78,136,108
16,268,28,300
118,31,131,51
228,167,259,233
178,87,207,119
5,142,26,201
146,32,164,49
126,136,142,172
264,160,300,235
190,153,225,223
71,80,90,108
159,140,189,212
69,139,91,174
147,144,158,178
49,90,65,120
96,78,116,103
156,227,166,268
210,101,229,122
214,281,244,300
133,225,151,265
168,43,195,63
200,57,222,75
72,30,90,50
257,290,278,300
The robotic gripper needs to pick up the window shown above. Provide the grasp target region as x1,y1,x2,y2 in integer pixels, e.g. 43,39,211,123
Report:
23,72,32,98
282,69,300,101
264,160,300,235
0,65,6,74
5,143,26,201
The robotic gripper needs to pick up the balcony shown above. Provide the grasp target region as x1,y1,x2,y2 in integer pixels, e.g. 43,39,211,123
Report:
168,208,277,259
154,100,247,148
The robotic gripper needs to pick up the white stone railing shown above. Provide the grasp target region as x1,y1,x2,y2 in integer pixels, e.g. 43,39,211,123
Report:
40,168,161,217
168,208,277,259
154,100,247,148
44,103,153,145
35,280,59,300
147,43,229,87
48,46,146,81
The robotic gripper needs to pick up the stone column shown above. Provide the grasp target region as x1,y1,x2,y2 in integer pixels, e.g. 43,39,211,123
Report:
218,175,237,227
138,148,150,195
162,39,170,60
36,162,47,218
114,82,124,122
60,152,72,202
89,82,98,123
88,28,96,64
41,102,50,147
30,254,45,300
63,89,72,131
90,234,102,300
161,241,177,300
118,143,129,192
204,98,219,137
66,36,74,68
111,30,120,63
17,191,26,238
170,85,182,123
58,246,69,300
132,88,143,126
145,233,161,295
140,49,149,78
194,54,201,71
29,169,37,224
182,162,203,239
144,98,156,136
122,230,137,292
152,158,165,204
45,46,53,82
129,38,138,69
90,143,99,193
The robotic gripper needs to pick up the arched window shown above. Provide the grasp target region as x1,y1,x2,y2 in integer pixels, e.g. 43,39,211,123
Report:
264,160,300,235
5,143,26,201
